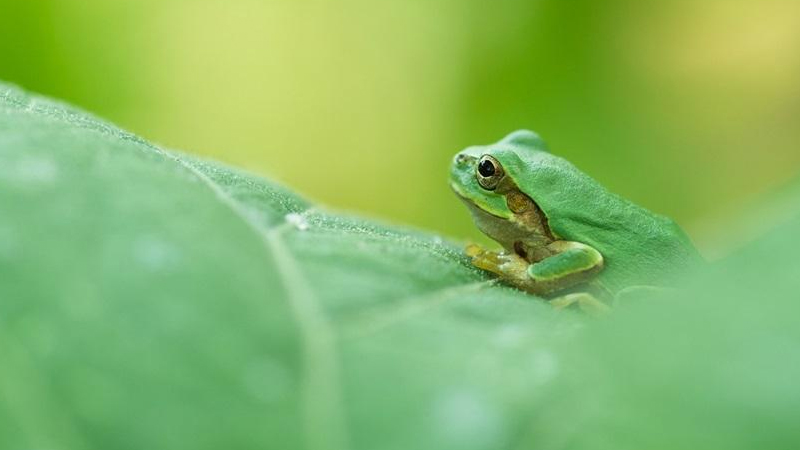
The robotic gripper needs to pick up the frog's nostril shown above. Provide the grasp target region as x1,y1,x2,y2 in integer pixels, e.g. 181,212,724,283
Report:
456,154,469,165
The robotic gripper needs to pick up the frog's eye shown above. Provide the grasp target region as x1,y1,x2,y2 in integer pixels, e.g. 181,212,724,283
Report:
476,155,504,190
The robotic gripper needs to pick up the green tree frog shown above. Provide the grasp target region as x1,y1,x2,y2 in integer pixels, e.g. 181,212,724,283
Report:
450,130,702,312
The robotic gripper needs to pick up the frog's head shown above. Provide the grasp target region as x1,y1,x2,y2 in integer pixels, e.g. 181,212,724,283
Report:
450,130,556,251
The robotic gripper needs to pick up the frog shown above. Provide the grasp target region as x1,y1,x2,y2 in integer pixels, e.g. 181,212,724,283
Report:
450,130,702,313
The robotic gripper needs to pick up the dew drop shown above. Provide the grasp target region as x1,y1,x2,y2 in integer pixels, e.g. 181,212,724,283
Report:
492,324,527,349
528,349,559,386
284,212,309,231
0,156,59,186
18,157,58,183
432,389,507,450
133,235,181,271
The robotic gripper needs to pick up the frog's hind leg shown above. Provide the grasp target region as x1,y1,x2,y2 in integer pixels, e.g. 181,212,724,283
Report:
550,292,611,316
613,285,671,306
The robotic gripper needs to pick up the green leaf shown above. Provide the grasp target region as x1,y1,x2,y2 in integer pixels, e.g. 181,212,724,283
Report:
3,82,799,450
0,83,576,450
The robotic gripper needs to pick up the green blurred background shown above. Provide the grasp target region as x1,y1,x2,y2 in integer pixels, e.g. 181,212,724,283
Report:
3,0,799,255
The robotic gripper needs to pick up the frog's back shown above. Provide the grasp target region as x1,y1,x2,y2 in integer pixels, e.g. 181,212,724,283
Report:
501,145,702,294
553,196,702,294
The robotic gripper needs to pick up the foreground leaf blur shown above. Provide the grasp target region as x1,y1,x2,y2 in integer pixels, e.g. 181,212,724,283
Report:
1,83,798,450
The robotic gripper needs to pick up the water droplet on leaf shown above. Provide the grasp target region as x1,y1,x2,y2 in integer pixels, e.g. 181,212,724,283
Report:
285,213,309,231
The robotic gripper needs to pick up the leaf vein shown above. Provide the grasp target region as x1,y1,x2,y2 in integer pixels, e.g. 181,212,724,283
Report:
168,156,350,450
341,280,496,339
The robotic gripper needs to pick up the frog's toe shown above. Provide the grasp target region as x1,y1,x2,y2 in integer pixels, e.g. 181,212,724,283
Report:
614,285,668,306
471,252,504,273
550,293,610,316
464,243,486,258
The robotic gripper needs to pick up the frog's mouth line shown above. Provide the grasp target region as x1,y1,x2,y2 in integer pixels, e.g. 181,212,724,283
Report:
448,179,468,198
449,182,508,220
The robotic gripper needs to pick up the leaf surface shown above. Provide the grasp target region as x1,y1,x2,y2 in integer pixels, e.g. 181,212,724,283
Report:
0,83,572,450
2,83,799,450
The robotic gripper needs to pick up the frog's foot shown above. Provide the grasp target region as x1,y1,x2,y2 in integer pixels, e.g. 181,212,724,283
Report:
465,244,530,284
614,285,670,306
550,292,611,316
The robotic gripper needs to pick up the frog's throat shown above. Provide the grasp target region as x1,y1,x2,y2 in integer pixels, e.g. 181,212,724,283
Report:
450,180,557,242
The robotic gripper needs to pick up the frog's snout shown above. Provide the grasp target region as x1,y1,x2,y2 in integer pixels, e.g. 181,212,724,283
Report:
453,153,476,167
450,153,475,193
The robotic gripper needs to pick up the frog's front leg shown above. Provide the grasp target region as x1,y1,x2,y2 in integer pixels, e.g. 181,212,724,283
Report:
466,243,533,288
467,240,604,297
